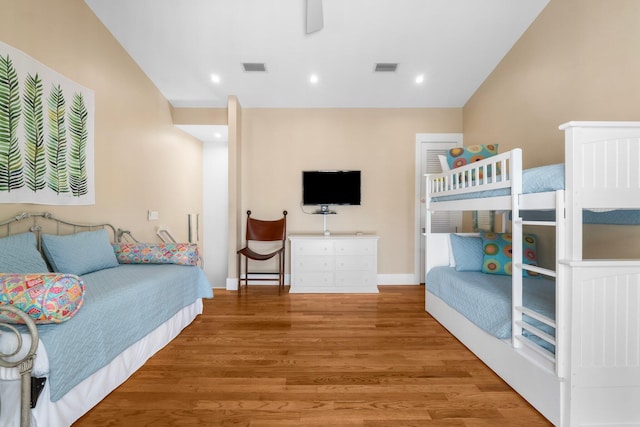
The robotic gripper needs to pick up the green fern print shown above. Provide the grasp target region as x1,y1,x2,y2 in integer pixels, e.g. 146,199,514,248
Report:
0,54,24,192
24,73,46,192
47,84,69,194
68,92,88,197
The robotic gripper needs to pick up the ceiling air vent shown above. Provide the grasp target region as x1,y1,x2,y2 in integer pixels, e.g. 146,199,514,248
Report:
374,63,398,72
242,62,267,72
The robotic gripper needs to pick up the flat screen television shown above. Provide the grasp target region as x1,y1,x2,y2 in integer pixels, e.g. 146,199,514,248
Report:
302,170,361,206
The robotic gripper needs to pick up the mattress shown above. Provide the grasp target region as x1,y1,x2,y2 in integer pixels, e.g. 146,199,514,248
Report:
0,299,204,427
431,163,565,202
431,163,640,224
426,266,555,347
0,264,212,403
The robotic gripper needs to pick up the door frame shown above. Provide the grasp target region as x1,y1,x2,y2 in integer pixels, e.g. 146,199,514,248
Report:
414,133,463,284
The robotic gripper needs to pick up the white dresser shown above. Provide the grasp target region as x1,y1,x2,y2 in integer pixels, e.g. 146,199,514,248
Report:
288,234,379,293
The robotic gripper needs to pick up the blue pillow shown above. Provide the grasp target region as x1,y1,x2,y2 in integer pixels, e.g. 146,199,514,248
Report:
449,234,483,272
41,229,119,276
0,232,49,273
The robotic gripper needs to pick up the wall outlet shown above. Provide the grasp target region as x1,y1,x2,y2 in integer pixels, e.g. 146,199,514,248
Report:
148,210,159,221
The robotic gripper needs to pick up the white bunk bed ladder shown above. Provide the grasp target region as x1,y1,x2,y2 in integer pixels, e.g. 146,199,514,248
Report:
513,190,567,377
510,150,525,354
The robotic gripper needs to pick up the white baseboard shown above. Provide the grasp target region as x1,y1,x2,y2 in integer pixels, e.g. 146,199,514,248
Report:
377,273,419,285
226,273,419,290
226,274,290,290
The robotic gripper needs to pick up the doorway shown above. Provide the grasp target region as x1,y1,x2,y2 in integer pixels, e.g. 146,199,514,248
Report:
415,133,463,283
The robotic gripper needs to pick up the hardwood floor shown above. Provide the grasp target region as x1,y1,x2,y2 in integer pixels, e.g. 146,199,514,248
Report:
74,286,551,426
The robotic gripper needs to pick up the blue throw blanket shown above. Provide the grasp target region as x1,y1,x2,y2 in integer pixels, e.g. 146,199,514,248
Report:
35,264,213,401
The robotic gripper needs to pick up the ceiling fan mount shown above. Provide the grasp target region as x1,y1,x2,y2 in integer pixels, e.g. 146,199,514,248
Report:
306,0,324,34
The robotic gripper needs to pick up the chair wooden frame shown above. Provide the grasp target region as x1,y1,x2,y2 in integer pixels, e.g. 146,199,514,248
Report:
236,210,288,295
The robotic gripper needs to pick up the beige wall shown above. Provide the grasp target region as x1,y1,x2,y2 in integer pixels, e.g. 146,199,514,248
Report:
463,0,640,260
1,0,203,242
228,97,242,282
240,108,462,277
172,107,227,126
13,0,632,278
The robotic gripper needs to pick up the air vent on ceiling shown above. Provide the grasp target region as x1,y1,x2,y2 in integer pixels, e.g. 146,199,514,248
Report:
242,62,267,72
374,63,398,72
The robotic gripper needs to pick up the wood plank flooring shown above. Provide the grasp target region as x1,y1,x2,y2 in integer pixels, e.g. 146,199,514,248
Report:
74,286,551,426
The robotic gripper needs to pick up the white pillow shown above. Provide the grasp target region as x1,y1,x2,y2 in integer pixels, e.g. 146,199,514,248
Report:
438,155,450,172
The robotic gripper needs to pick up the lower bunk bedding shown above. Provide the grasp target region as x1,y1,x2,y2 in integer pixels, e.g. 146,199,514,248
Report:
426,266,555,351
0,263,213,427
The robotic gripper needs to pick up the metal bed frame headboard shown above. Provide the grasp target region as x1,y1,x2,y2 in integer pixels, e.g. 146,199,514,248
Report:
0,211,120,247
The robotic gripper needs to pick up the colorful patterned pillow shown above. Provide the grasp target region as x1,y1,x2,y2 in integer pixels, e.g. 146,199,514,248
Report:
446,144,499,179
112,243,200,266
481,231,539,277
0,273,85,324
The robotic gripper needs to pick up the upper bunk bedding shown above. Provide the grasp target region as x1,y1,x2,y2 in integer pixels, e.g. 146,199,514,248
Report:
431,163,564,203
426,266,555,350
430,162,640,225
3,264,213,402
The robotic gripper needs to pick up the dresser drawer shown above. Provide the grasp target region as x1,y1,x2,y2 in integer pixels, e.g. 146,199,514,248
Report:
293,271,334,287
335,239,376,256
294,255,334,271
335,255,375,271
293,239,334,256
335,270,378,289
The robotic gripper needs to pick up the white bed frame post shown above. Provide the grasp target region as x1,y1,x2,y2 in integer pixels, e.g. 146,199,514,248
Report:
554,189,570,426
561,124,584,261
424,173,434,293
510,150,524,347
559,121,640,427
562,121,640,260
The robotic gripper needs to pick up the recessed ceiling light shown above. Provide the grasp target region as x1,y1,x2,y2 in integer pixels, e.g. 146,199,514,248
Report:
210,74,221,84
214,132,222,139
415,74,425,84
309,74,319,84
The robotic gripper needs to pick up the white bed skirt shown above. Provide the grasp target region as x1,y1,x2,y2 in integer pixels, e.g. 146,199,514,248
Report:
0,299,203,427
426,290,563,426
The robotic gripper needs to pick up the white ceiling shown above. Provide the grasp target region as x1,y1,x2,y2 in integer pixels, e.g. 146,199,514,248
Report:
175,124,228,143
85,0,549,109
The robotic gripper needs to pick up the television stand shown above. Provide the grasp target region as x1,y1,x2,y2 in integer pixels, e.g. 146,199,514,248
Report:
314,204,336,215
312,208,336,235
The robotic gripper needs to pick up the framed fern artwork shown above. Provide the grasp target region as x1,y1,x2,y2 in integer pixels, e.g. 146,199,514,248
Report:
0,42,94,205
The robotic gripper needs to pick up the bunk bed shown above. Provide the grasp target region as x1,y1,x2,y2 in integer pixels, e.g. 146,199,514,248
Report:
424,122,640,427
0,212,213,427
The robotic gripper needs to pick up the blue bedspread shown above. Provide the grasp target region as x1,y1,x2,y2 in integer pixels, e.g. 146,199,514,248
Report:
426,267,555,341
432,163,640,224
35,264,213,401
